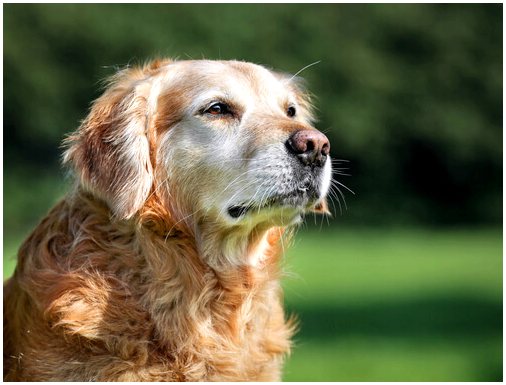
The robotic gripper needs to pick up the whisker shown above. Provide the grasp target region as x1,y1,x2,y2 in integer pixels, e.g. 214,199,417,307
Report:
331,179,355,195
330,159,351,164
328,186,343,215
278,227,285,256
221,176,273,217
218,179,262,218
289,60,321,81
256,184,276,215
145,172,174,202
327,189,338,217
220,166,267,194
164,207,204,242
198,157,258,164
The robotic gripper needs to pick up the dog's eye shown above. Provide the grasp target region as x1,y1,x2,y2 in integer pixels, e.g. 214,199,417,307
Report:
287,106,296,118
206,102,230,116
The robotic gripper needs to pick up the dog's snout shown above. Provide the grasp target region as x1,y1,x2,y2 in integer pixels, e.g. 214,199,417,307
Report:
286,129,330,167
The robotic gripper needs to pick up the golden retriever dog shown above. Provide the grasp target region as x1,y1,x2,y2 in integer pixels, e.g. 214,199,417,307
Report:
4,58,331,381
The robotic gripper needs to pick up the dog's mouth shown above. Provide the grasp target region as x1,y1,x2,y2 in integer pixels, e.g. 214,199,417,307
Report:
227,205,251,219
226,187,320,219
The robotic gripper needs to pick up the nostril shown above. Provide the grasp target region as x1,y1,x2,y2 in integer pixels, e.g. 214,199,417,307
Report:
306,140,315,153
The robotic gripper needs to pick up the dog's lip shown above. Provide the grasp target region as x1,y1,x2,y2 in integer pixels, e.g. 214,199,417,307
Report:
226,189,318,219
227,205,251,219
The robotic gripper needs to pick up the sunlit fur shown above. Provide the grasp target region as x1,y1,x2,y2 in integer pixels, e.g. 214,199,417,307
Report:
4,59,331,381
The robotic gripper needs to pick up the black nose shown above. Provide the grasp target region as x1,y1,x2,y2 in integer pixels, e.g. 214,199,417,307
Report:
286,129,330,167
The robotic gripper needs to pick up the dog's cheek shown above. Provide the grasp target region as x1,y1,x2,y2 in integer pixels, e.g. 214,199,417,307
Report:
162,126,239,207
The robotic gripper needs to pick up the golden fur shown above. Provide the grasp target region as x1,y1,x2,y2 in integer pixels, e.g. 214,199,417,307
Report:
4,59,331,381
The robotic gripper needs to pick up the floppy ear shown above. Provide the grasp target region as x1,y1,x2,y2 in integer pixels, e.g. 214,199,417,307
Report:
63,70,155,219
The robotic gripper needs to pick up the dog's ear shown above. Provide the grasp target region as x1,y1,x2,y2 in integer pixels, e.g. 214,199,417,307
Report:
63,69,156,219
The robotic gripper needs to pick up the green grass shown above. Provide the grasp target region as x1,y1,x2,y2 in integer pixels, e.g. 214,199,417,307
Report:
281,227,502,381
282,228,502,305
283,336,501,381
3,226,502,381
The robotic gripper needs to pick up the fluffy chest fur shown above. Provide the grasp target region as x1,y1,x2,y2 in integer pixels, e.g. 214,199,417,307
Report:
4,194,294,381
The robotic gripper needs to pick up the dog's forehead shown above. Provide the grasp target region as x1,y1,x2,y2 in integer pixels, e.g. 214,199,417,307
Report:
162,60,292,99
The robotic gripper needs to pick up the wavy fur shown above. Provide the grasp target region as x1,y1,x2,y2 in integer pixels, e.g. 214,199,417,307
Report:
4,59,329,381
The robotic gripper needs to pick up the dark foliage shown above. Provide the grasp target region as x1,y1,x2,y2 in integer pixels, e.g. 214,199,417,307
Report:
4,4,502,227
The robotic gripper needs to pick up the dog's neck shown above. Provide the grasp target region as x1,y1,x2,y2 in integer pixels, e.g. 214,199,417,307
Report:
197,222,287,269
138,191,289,270
72,189,288,280
133,197,292,360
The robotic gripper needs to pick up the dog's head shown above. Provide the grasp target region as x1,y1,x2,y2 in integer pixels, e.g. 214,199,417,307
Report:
64,59,332,230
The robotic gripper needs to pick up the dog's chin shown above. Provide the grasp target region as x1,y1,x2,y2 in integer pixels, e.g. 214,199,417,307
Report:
225,190,322,226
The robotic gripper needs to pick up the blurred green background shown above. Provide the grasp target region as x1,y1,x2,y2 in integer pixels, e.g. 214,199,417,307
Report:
3,3,502,381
